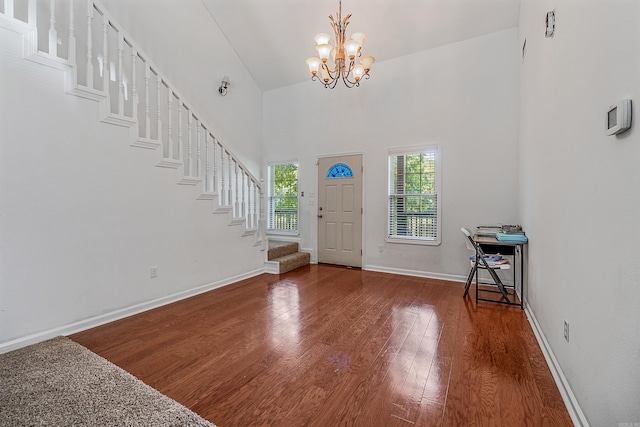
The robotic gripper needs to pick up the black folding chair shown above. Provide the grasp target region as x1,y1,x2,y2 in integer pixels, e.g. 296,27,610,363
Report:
461,227,511,302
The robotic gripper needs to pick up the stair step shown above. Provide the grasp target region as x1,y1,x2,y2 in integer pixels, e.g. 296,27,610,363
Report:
271,252,311,274
156,157,182,169
242,227,258,237
268,240,299,260
230,217,246,226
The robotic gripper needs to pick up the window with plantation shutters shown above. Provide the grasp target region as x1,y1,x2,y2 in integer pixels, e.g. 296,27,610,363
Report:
387,146,441,245
268,162,299,233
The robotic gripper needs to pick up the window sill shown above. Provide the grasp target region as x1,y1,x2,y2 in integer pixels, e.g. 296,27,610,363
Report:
267,230,300,238
385,236,441,246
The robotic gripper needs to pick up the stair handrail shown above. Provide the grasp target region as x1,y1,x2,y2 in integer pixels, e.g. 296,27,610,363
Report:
90,0,261,188
0,0,261,189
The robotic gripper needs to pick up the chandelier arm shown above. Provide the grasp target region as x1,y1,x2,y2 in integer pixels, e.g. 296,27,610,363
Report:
311,75,329,86
338,59,357,86
317,62,341,88
320,62,338,77
340,72,358,88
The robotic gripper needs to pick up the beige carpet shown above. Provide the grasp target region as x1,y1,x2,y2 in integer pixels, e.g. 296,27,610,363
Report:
0,336,216,426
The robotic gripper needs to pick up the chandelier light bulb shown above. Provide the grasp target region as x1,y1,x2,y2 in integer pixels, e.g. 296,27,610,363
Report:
351,32,367,46
344,39,360,59
360,55,375,72
353,64,364,81
321,67,330,83
306,57,321,75
316,43,332,62
314,33,331,45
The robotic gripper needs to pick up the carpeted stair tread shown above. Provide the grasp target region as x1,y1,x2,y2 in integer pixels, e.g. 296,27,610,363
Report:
268,240,299,260
272,252,311,274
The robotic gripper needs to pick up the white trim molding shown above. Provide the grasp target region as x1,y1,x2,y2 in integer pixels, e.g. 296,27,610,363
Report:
364,264,467,283
0,268,265,355
525,303,589,426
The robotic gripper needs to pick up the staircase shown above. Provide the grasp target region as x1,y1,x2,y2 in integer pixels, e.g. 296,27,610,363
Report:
265,241,311,274
0,0,265,246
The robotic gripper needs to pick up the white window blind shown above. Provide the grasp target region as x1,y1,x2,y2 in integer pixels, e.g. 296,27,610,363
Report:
387,146,441,245
268,162,299,232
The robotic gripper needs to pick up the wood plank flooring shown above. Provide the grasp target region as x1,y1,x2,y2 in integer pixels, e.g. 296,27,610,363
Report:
70,264,572,426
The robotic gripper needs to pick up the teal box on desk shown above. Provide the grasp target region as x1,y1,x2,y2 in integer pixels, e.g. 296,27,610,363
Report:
495,232,528,243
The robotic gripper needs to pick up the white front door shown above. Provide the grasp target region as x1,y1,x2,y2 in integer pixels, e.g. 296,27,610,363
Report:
317,154,363,267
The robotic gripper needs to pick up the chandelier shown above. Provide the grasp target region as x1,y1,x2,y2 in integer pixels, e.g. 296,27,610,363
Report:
305,0,375,89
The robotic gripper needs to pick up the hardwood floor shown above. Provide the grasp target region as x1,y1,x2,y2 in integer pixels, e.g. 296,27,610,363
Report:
70,264,572,426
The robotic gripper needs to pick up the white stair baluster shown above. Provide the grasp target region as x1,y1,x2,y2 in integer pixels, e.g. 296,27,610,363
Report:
246,174,250,222
252,180,258,228
143,64,150,138
156,74,162,141
85,3,93,89
28,0,36,26
177,101,182,161
220,147,226,205
195,120,201,179
102,14,108,92
4,0,14,18
227,152,232,207
234,162,239,216
203,132,210,192
49,0,57,57
68,0,76,64
131,47,137,120
211,136,218,193
209,135,215,193
186,112,192,177
167,91,172,159
211,137,216,193
247,180,252,227
259,179,265,240
241,170,246,219
117,33,124,115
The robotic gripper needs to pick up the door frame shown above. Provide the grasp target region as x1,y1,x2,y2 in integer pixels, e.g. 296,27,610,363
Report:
315,151,365,267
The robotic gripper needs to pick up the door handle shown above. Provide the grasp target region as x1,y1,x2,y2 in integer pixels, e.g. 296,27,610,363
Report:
318,214,323,218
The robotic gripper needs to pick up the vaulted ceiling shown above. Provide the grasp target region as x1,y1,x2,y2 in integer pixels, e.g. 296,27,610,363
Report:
201,0,521,91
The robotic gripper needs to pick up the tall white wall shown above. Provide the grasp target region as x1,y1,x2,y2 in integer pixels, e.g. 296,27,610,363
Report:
0,0,264,348
519,1,640,425
263,29,520,279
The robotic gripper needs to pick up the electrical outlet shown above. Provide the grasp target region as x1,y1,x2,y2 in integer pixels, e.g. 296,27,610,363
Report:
150,266,158,278
378,244,384,253
563,320,569,342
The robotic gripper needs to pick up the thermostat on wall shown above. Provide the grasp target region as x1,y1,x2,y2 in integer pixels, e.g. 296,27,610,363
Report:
606,99,632,135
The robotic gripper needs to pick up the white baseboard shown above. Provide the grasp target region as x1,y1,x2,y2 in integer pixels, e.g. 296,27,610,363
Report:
363,264,467,283
363,265,514,288
300,247,315,264
0,268,265,354
264,261,279,274
525,304,589,426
